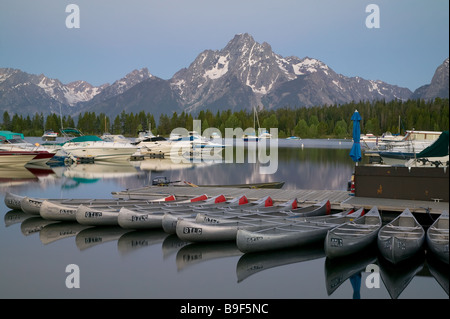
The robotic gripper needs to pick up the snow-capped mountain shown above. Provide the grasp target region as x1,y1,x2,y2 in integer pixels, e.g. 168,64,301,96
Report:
0,67,152,116
1,34,447,119
170,33,413,113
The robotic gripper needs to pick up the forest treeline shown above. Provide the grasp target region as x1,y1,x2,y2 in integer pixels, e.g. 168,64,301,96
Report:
1,98,448,138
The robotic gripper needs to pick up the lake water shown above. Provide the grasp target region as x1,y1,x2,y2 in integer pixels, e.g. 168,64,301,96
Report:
0,138,448,301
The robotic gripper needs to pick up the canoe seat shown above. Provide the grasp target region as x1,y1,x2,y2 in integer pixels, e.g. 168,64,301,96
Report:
332,232,368,236
379,231,423,238
334,227,375,232
386,224,422,231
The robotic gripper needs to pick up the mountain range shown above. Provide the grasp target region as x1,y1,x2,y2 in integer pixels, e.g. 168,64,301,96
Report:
0,33,448,119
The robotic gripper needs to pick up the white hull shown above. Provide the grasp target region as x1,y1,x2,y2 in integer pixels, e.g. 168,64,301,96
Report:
63,142,138,162
0,153,36,166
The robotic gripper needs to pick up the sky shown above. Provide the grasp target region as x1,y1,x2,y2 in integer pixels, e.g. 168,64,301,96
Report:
0,0,448,92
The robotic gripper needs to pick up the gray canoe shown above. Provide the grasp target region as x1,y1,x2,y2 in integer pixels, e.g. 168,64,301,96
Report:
236,208,365,253
324,206,382,259
75,194,228,227
122,195,277,231
377,208,425,265
177,207,358,243
426,210,449,264
161,197,313,234
117,195,251,230
39,193,223,222
4,192,27,211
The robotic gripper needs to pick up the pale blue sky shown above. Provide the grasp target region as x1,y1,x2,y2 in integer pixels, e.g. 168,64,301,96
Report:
0,0,448,91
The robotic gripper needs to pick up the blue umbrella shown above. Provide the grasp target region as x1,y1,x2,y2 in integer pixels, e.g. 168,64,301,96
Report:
349,110,362,163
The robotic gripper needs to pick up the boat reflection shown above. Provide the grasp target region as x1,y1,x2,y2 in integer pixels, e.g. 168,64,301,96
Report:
139,155,221,172
117,229,170,255
39,222,92,245
3,210,35,227
75,226,133,251
426,253,449,296
378,250,425,299
64,162,141,180
0,164,56,188
20,216,60,236
176,242,243,271
236,242,325,283
324,246,378,297
161,234,191,260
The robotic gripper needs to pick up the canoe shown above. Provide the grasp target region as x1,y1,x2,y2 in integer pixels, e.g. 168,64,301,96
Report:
6,191,178,216
176,205,353,243
74,194,226,227
39,196,179,221
377,208,425,265
4,192,26,210
426,210,449,264
236,208,365,253
37,193,212,222
161,197,306,234
119,195,271,230
194,199,331,225
324,206,382,259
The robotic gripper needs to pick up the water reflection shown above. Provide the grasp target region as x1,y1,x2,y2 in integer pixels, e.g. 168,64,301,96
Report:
176,242,243,271
236,242,325,283
3,213,448,299
378,251,425,299
324,247,378,297
1,142,446,299
1,146,360,193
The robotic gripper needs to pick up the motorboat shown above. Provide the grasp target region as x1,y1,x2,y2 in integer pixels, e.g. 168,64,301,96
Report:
62,135,139,162
0,150,39,166
0,130,56,165
365,130,443,165
42,130,58,141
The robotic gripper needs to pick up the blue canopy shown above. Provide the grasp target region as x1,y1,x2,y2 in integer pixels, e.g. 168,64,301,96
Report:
349,110,362,163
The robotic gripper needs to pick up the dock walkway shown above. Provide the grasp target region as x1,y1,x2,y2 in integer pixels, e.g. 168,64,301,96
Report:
113,186,449,214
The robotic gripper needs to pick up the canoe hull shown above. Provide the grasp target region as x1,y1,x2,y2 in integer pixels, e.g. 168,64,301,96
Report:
426,211,449,264
237,226,330,253
40,200,78,221
377,209,425,264
324,207,382,259
76,205,119,226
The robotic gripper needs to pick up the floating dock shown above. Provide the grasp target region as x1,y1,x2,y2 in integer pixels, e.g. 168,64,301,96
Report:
112,185,449,215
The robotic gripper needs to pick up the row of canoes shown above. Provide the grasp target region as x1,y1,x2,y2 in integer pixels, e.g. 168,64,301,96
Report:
4,192,448,264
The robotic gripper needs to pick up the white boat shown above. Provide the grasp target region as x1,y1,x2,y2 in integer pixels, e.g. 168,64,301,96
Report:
135,131,224,159
1,130,56,164
0,150,39,166
62,135,138,162
367,130,442,166
42,130,58,141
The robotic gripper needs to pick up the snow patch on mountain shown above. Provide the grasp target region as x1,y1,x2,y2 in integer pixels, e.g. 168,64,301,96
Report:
204,54,229,80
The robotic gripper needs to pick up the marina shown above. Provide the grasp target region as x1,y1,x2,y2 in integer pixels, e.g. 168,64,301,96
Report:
0,139,448,299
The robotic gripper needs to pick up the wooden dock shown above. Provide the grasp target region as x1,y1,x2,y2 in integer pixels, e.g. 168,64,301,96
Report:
112,186,449,215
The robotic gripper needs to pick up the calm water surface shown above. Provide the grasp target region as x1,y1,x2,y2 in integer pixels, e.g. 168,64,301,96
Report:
0,139,448,299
